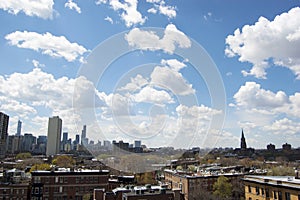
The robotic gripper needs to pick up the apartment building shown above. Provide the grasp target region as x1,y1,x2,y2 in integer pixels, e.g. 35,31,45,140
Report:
31,169,109,200
243,175,300,200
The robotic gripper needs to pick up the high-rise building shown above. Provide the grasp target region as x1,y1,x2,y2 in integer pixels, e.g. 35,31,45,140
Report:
62,132,68,142
16,120,22,136
134,140,141,148
81,125,87,145
23,133,36,152
240,129,247,150
46,116,62,156
0,112,9,158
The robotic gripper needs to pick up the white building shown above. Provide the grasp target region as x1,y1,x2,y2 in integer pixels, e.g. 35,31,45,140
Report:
46,116,62,156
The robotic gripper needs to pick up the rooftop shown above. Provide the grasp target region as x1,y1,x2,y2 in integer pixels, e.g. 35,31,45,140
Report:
243,175,300,190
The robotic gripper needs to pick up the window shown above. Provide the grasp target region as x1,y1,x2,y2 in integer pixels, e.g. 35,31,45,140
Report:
265,189,269,198
59,187,63,193
298,194,300,200
248,185,251,193
285,192,291,200
278,191,282,200
249,198,252,200
55,177,59,183
261,188,264,196
274,191,277,199
255,186,260,195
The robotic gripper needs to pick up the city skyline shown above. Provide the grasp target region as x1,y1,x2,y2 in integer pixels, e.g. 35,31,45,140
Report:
0,1,299,149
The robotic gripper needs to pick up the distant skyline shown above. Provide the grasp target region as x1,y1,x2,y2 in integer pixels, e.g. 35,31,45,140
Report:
0,0,299,149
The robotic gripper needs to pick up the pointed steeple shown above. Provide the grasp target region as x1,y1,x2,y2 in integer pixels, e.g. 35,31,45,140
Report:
241,129,247,149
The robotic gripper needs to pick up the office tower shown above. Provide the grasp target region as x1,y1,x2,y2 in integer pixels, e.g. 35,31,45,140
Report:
134,140,141,148
62,132,68,142
16,120,22,136
0,112,9,158
23,133,36,152
7,135,23,154
81,125,87,145
75,134,80,144
46,116,62,156
61,132,68,152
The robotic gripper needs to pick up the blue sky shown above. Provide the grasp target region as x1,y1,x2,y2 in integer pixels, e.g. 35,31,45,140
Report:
0,0,299,149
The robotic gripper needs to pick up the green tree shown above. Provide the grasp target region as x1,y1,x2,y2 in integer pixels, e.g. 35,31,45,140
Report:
52,155,76,168
30,163,51,172
213,176,232,199
16,152,32,160
267,166,295,176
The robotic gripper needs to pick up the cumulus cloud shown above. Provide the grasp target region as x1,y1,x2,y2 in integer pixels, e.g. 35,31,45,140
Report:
0,68,108,136
233,82,288,110
150,59,194,96
5,31,88,62
0,0,54,19
232,82,300,136
146,0,176,18
118,74,148,92
264,118,300,135
133,86,174,104
65,0,81,14
96,0,146,27
225,7,300,79
32,59,45,68
125,24,191,54
104,16,114,24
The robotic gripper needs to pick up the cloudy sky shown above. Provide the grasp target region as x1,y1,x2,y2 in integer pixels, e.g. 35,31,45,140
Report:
0,0,299,149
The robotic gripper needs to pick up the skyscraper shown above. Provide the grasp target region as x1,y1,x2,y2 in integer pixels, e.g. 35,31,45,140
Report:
0,112,9,158
16,120,22,136
46,116,62,156
81,125,88,146
241,129,247,150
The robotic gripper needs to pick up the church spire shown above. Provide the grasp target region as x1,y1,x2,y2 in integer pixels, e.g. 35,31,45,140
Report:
241,129,247,149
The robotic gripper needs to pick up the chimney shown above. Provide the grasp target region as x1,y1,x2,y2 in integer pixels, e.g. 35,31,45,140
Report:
295,169,299,179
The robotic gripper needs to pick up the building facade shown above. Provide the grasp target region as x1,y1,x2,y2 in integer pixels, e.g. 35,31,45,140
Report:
0,112,9,158
164,169,244,200
46,116,62,156
31,170,110,200
243,175,300,200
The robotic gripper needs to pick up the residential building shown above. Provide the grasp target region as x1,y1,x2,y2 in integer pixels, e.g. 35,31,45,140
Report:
243,175,300,200
46,116,62,156
7,135,24,154
0,112,9,158
164,169,244,200
23,133,36,152
31,169,110,200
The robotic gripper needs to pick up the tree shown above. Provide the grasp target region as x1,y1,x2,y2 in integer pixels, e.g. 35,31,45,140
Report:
16,152,32,160
213,176,232,199
52,155,76,168
30,163,51,172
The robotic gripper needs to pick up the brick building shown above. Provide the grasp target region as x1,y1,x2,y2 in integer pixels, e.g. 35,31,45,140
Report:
243,175,300,200
31,169,109,200
164,169,244,200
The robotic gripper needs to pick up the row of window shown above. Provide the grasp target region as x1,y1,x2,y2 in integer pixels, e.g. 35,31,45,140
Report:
247,185,299,200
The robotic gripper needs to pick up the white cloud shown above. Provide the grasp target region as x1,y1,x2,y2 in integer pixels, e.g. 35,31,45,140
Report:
225,7,300,79
5,31,88,62
147,7,157,14
158,1,176,18
65,0,81,14
133,86,174,104
264,118,300,135
150,65,195,96
32,59,45,68
160,59,186,71
125,24,191,54
118,74,148,92
146,0,176,18
0,0,54,19
233,82,288,110
96,0,146,27
104,16,114,24
0,68,108,136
